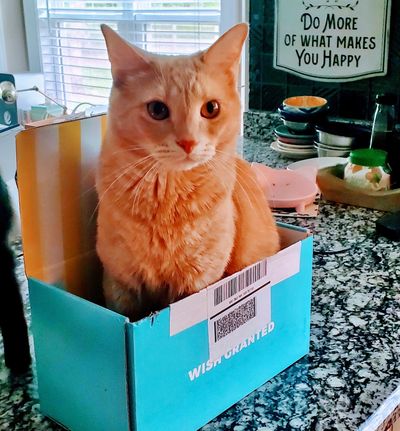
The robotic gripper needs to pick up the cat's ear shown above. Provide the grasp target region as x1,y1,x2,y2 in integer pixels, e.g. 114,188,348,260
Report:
101,24,151,82
202,23,248,71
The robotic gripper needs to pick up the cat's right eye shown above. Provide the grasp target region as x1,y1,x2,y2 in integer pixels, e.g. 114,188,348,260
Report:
147,101,170,121
201,100,220,119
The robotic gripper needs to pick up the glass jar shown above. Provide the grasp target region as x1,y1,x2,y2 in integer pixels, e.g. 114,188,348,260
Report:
369,93,396,153
344,149,391,191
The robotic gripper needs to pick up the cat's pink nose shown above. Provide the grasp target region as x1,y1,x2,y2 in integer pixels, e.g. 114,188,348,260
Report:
176,139,197,154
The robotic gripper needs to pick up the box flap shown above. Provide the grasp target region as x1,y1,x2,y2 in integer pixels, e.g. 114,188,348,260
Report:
29,278,131,431
277,222,310,248
16,115,107,299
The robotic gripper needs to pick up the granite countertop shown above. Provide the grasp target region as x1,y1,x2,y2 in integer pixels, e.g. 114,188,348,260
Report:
1,114,400,430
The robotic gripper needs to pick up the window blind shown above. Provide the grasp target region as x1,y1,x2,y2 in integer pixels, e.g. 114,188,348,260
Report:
36,0,221,109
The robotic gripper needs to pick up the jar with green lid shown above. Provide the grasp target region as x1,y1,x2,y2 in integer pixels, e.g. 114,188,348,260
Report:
344,148,391,191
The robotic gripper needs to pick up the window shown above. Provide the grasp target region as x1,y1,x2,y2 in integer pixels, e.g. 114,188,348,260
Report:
24,0,244,110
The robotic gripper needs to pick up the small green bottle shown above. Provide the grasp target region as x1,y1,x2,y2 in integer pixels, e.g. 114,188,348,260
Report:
344,148,391,191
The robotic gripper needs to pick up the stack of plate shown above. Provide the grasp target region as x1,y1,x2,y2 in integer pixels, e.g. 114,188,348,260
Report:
272,125,317,159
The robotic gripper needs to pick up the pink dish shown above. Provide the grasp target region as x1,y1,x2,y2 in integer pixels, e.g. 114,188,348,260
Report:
251,162,318,213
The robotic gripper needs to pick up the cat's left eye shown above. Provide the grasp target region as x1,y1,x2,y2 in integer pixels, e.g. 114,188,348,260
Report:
201,100,220,119
147,101,170,120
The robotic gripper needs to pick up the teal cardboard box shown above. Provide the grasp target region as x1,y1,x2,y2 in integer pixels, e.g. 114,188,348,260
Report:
16,115,313,431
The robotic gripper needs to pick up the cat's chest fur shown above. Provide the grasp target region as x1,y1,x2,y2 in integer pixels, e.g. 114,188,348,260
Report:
96,160,236,293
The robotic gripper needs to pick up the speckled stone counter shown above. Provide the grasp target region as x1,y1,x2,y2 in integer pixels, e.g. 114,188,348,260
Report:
1,112,400,431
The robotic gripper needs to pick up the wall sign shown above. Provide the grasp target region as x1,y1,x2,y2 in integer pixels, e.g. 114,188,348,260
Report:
274,0,392,82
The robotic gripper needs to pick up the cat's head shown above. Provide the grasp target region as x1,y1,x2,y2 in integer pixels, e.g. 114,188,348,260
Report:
101,23,247,171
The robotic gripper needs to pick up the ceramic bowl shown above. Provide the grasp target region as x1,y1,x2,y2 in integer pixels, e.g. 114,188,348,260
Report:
278,104,329,121
314,143,351,158
274,125,315,144
317,141,352,150
315,122,371,148
282,96,328,115
281,118,312,132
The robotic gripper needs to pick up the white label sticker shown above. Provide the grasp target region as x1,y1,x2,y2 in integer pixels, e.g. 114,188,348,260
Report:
207,260,272,361
169,238,302,337
268,241,302,286
169,289,207,336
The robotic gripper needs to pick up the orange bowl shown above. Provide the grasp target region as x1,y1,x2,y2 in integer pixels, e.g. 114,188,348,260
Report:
282,96,328,115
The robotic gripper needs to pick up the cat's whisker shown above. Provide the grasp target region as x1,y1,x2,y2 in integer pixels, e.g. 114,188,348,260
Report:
233,163,270,207
214,165,254,217
215,149,269,200
113,163,152,205
80,181,100,198
80,162,146,200
91,161,140,219
108,158,155,204
91,157,154,222
79,166,101,197
114,161,153,196
130,162,159,216
125,155,155,172
148,163,161,200
231,166,261,211
207,156,233,178
212,157,257,212
235,164,264,191
109,146,148,156
208,161,240,211
214,149,235,160
130,171,148,216
124,159,159,195
206,161,230,197
101,155,155,187
134,163,159,210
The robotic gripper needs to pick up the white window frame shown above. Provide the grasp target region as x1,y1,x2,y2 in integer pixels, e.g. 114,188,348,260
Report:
0,27,7,71
22,0,249,109
22,0,42,73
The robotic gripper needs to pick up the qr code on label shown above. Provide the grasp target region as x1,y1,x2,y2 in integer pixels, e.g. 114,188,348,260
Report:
214,297,256,342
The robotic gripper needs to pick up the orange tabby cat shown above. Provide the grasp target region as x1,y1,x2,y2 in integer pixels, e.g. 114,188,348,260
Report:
97,23,280,320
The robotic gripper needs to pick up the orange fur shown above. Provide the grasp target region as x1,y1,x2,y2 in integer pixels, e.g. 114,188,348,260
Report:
97,24,279,320
226,158,280,274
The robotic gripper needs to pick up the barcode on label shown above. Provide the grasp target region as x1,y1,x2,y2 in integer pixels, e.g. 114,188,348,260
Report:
214,297,256,342
214,260,268,306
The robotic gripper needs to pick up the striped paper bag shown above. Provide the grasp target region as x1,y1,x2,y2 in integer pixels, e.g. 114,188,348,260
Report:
17,115,107,301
